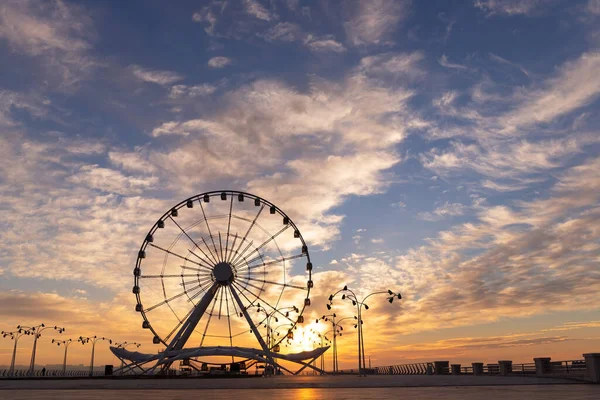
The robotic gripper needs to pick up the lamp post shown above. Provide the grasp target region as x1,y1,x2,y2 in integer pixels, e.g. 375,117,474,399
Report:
79,336,112,376
114,342,141,375
2,327,32,375
309,330,331,374
272,323,295,353
254,305,300,351
328,286,401,376
252,304,299,376
51,339,73,375
27,324,65,373
316,314,355,373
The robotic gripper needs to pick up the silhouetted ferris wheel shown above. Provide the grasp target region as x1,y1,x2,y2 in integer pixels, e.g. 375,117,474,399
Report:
132,190,313,360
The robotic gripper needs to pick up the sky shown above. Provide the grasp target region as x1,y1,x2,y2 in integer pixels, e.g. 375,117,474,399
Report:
1,0,600,371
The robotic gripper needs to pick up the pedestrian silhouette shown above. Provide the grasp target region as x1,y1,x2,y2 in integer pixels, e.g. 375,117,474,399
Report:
42,367,46,376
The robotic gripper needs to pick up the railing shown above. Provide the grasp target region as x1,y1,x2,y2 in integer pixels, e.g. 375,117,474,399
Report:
551,360,587,374
366,359,588,378
372,363,434,375
0,369,105,378
511,363,537,375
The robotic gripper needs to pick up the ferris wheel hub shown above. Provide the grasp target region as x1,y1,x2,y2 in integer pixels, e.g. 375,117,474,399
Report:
213,261,234,284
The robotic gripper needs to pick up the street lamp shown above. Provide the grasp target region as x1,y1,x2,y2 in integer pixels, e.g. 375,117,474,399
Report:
27,323,66,373
114,342,141,375
51,339,74,375
316,314,355,373
2,327,32,375
328,287,402,376
309,330,332,374
79,336,112,376
252,304,300,375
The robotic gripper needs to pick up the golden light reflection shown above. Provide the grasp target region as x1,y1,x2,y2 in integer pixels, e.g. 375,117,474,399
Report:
293,388,319,400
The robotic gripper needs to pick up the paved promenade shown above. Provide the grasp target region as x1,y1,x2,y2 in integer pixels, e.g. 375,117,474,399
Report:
0,374,587,390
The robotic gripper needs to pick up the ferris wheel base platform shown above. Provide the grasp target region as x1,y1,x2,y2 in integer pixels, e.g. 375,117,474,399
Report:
110,345,330,376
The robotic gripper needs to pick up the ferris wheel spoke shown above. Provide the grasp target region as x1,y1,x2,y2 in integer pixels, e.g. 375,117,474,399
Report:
218,285,224,320
187,282,213,303
199,291,220,347
180,277,212,287
168,216,214,269
238,253,306,272
224,287,234,349
188,248,217,271
180,265,211,275
199,201,222,263
201,237,220,265
226,233,239,264
234,278,265,295
163,304,197,342
144,283,204,313
148,243,207,269
230,205,264,266
231,240,254,267
245,276,306,291
232,225,290,269
230,281,261,307
224,195,234,262
218,232,224,261
140,274,201,279
231,281,296,324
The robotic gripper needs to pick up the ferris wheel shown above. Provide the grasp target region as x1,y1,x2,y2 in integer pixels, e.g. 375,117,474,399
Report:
131,190,313,365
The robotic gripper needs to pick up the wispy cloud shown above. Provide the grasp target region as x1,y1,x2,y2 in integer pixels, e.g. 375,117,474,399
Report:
345,0,410,46
0,0,97,88
502,52,600,131
418,202,467,221
489,52,530,76
438,54,469,70
130,65,184,85
208,56,232,68
243,0,274,21
473,0,554,16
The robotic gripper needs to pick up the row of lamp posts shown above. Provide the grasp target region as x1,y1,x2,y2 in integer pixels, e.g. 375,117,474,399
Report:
1,324,135,376
327,286,402,376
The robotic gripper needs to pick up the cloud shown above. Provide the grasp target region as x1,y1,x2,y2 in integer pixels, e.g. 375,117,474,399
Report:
108,150,157,173
208,56,232,68
502,52,600,131
0,0,97,88
473,0,553,16
589,0,600,15
345,0,410,46
259,24,346,54
360,51,425,80
418,202,467,222
489,52,530,77
168,84,217,99
130,65,184,85
261,22,304,42
421,136,589,180
243,0,274,21
305,37,346,53
66,165,158,195
371,238,384,244
438,54,469,70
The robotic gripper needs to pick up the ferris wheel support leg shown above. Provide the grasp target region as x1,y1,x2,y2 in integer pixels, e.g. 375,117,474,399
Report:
166,282,220,351
229,285,279,376
292,355,327,376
